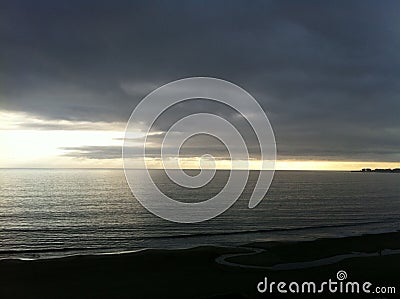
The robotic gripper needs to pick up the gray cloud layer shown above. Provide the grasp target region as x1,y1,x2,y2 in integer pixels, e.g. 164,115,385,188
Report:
1,0,400,161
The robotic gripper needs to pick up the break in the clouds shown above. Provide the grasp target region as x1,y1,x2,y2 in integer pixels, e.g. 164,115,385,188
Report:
1,0,400,162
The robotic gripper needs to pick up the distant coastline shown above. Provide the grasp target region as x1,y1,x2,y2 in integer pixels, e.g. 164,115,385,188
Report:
351,168,400,173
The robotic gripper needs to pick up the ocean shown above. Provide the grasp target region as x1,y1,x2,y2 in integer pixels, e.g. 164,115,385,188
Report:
0,169,399,259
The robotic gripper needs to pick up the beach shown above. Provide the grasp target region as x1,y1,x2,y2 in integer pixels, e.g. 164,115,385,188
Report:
1,231,399,298
2,1,400,298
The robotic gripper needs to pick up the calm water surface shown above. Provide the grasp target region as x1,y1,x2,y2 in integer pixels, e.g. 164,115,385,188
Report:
0,169,399,259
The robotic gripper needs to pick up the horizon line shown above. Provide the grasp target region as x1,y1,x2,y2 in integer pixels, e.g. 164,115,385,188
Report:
0,167,368,172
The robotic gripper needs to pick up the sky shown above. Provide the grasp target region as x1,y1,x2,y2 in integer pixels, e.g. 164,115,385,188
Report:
1,0,399,170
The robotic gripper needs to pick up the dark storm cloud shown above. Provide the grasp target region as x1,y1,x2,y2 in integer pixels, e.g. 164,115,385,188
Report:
1,0,400,161
62,142,232,160
61,146,122,160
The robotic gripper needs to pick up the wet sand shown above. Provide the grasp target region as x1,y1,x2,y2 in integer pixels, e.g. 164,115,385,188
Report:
0,232,399,298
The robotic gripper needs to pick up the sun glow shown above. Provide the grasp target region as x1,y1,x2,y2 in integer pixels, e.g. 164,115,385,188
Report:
1,110,399,170
0,129,124,168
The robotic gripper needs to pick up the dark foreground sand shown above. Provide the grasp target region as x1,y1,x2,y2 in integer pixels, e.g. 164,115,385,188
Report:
1,232,399,299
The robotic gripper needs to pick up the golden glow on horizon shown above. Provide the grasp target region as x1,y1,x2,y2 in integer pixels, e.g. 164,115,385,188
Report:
142,159,399,171
1,110,399,170
275,160,400,171
1,130,398,170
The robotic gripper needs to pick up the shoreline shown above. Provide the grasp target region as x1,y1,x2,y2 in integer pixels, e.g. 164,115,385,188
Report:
1,231,400,298
1,223,399,262
4,229,399,262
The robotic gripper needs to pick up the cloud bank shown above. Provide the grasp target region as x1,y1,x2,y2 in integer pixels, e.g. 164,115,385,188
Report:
1,0,400,162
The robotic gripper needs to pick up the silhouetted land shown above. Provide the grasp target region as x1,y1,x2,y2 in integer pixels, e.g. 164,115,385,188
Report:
352,168,400,173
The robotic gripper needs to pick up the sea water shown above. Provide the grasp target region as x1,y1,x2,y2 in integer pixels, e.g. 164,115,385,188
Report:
0,169,399,259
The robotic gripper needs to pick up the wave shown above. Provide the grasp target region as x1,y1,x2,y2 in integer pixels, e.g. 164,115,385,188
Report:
0,246,118,255
144,219,397,239
0,219,398,259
